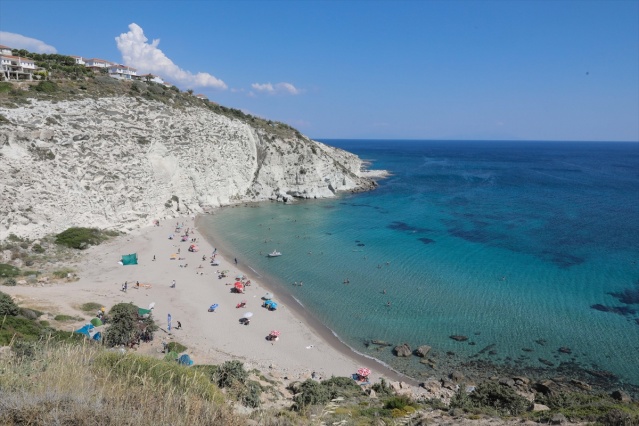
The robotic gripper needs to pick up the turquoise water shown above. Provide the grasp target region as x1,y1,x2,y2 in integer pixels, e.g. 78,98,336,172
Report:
198,140,639,388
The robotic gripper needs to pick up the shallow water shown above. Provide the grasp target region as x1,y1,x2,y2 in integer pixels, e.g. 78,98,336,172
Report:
198,140,639,387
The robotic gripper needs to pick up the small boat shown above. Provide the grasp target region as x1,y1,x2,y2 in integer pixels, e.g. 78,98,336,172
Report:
267,250,282,257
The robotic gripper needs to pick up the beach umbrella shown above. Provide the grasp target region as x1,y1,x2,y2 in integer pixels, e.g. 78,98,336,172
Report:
243,312,253,318
234,282,243,291
269,330,281,337
209,304,219,310
263,292,273,300
357,367,371,377
236,274,243,280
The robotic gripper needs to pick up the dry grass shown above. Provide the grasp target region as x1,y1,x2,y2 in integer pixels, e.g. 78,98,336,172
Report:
0,339,245,425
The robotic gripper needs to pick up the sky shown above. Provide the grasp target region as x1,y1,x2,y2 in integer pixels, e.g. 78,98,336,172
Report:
1,0,638,141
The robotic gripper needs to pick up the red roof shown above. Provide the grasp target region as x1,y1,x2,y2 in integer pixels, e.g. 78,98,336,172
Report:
0,55,35,61
0,45,11,49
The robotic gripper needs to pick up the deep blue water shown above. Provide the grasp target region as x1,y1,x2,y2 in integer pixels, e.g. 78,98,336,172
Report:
199,140,639,387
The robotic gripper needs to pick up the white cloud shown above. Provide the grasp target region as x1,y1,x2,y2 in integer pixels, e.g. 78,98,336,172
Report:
0,32,57,53
251,82,301,95
115,23,226,90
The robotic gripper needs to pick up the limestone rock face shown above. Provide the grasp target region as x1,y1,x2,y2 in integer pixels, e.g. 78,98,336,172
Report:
0,97,381,239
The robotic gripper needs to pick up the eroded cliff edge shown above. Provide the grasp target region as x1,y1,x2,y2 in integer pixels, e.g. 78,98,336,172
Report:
0,95,380,240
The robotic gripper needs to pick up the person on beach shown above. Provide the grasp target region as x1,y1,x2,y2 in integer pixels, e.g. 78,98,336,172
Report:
171,280,176,288
122,282,127,292
234,258,238,264
153,255,156,261
136,281,140,289
176,321,182,330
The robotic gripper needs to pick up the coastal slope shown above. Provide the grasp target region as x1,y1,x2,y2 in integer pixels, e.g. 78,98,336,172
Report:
0,94,377,240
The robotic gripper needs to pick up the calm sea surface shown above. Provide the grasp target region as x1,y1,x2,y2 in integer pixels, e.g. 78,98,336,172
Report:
198,140,639,387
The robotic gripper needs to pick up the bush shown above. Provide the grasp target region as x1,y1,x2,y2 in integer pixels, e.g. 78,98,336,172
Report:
103,303,157,347
80,302,103,313
384,395,414,410
450,381,530,416
166,341,187,353
0,291,20,316
31,243,45,253
52,267,75,279
0,263,20,278
33,80,58,93
54,227,111,249
215,360,248,389
238,380,262,408
0,82,12,93
2,278,17,286
54,314,78,322
292,379,331,411
322,376,363,399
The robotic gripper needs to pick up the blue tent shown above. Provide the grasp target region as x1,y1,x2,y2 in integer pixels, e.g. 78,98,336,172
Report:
178,354,194,366
74,324,101,341
264,300,278,310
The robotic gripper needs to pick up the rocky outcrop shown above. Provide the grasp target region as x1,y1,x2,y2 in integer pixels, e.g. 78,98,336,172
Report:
0,96,383,239
393,343,412,357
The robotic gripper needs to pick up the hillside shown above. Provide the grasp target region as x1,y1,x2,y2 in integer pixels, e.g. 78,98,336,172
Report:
0,77,378,240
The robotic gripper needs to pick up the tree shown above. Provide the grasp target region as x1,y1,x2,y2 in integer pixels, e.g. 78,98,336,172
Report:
186,89,194,95
104,303,157,347
0,291,20,316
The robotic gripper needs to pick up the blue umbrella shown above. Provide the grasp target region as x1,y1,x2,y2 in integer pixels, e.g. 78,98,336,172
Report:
209,304,219,311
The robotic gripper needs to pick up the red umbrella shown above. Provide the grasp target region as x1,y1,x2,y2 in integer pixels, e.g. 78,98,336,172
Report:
269,330,281,337
234,282,243,289
357,367,371,377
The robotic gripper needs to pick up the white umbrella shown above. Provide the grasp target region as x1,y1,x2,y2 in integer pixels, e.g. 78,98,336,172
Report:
243,312,253,318
263,293,273,300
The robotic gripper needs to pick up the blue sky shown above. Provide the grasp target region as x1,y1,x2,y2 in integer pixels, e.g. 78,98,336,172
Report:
1,0,638,141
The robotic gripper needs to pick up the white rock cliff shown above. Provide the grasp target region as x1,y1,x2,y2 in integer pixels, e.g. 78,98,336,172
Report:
0,96,378,240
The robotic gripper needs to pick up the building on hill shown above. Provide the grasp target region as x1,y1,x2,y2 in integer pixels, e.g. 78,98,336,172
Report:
108,64,137,80
0,45,12,56
136,73,164,84
1,53,36,81
195,93,208,101
70,55,86,66
84,58,114,72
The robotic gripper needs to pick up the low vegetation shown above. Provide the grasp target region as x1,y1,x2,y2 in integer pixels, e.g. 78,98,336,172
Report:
54,227,119,249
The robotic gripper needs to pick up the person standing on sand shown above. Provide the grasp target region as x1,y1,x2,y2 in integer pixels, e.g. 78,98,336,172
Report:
171,280,176,288
234,258,238,264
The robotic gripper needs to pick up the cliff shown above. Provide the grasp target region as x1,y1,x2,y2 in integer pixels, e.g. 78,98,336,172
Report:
0,90,379,240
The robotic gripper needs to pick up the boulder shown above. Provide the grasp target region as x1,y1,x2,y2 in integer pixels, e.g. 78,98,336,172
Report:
550,413,567,425
570,379,591,391
393,343,412,357
415,345,431,357
531,404,550,412
367,389,377,399
499,377,516,388
611,389,632,402
450,371,465,383
449,335,468,342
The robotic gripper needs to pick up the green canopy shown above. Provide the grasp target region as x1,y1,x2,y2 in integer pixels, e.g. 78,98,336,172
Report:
90,317,103,326
164,351,179,361
138,308,152,317
121,253,138,265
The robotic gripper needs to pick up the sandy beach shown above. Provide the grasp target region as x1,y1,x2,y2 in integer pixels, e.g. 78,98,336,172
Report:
5,216,419,389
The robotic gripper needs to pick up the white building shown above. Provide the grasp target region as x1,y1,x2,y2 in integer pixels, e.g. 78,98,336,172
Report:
108,64,137,80
70,55,85,66
0,54,36,81
0,45,12,56
137,73,164,84
84,58,113,70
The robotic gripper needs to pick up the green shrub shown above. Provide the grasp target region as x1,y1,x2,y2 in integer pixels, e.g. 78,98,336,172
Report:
238,380,262,408
2,278,17,286
80,302,103,313
215,360,248,389
54,227,111,249
0,264,20,278
292,379,331,411
33,80,58,93
0,82,12,93
31,244,45,253
0,291,20,316
450,381,530,416
166,341,187,353
103,303,157,347
322,376,364,399
54,314,78,322
52,267,75,279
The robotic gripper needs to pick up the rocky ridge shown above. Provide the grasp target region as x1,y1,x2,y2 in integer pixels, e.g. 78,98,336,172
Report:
0,96,381,240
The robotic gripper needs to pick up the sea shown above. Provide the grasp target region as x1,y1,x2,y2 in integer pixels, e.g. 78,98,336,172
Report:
198,139,639,390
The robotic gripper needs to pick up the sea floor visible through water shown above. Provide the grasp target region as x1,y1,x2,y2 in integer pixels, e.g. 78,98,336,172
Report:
198,140,639,394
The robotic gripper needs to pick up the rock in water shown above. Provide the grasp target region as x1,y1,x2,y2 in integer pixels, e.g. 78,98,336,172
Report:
415,345,431,357
393,343,412,357
449,335,468,342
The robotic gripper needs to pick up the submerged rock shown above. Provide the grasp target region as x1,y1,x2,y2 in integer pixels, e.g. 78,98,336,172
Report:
393,343,412,357
415,345,432,357
449,335,468,342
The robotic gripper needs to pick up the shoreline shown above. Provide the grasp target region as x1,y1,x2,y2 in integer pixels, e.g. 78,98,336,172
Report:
194,211,420,386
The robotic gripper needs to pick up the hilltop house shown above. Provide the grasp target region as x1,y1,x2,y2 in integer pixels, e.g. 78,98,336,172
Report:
136,73,164,84
0,46,37,81
108,64,137,80
70,55,86,66
84,58,113,72
194,93,208,101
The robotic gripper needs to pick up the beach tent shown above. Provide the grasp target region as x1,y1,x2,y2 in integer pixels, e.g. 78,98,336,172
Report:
178,354,194,366
264,300,278,310
121,253,138,265
138,307,152,317
74,324,101,341
90,317,103,327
